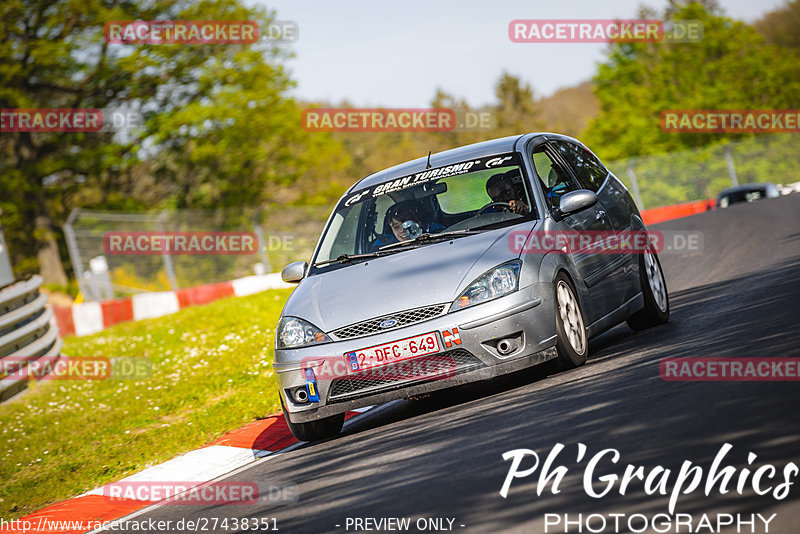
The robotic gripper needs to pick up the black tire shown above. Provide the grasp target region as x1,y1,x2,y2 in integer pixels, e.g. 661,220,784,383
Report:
552,273,588,370
281,396,344,442
626,245,670,331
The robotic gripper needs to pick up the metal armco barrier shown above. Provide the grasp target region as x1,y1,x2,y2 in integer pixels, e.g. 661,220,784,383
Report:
0,275,63,402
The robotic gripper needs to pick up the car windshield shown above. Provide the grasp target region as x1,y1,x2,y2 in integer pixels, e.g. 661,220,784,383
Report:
311,152,536,270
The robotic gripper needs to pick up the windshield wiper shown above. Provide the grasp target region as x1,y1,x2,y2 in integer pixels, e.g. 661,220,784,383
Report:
314,230,483,265
313,252,392,267
378,229,482,251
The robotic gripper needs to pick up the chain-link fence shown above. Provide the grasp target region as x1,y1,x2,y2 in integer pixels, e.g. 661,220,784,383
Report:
64,205,330,301
605,134,800,210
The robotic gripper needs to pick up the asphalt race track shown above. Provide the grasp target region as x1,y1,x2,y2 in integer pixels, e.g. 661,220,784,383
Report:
107,194,800,534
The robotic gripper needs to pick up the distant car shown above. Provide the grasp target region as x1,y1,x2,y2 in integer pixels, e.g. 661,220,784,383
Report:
777,181,800,196
274,133,669,441
716,182,781,208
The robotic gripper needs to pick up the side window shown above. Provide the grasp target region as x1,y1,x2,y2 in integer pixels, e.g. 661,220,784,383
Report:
532,147,581,210
554,141,608,192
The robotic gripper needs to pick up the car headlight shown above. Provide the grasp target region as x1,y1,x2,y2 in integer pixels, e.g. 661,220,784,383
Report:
450,260,522,312
276,317,330,349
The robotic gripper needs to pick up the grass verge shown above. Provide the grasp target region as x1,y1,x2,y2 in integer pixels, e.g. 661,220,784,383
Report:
0,288,293,519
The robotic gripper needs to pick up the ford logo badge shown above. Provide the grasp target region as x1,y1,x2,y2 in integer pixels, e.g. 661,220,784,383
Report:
379,319,398,329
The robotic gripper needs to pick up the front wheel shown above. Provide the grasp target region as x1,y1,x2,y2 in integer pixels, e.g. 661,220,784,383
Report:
281,396,344,442
626,246,670,330
553,273,588,370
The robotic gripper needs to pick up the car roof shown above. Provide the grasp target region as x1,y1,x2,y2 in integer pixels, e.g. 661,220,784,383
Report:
348,132,577,192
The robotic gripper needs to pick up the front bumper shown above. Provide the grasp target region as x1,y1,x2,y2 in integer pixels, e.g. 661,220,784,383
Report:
274,283,558,423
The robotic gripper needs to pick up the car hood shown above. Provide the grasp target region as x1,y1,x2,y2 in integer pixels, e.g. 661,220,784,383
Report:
282,223,535,332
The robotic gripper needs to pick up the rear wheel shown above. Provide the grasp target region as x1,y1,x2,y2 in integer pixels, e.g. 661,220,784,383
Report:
626,246,670,330
553,273,588,370
281,396,344,442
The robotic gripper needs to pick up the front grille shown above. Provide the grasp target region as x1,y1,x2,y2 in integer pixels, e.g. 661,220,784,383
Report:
331,304,447,340
328,349,483,402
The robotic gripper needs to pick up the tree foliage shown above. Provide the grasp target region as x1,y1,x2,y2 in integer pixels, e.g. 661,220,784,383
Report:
584,1,800,161
0,0,346,282
754,0,800,52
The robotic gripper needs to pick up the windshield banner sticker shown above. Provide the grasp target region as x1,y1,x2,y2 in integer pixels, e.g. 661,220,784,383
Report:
342,152,521,207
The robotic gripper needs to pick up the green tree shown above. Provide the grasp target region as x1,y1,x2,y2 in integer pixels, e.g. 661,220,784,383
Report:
584,1,800,161
493,73,544,136
0,0,340,283
536,81,598,138
754,0,800,51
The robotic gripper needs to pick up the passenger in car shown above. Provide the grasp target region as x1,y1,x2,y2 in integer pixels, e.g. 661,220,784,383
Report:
371,201,443,250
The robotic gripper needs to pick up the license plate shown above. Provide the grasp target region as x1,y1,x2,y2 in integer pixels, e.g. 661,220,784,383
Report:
345,332,441,372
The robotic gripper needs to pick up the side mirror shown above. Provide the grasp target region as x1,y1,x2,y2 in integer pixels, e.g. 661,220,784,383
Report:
281,261,307,283
558,190,598,217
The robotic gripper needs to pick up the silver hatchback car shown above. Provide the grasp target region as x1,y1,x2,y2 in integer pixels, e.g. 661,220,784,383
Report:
275,133,669,441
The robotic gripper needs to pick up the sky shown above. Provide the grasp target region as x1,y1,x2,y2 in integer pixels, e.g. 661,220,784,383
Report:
249,0,786,107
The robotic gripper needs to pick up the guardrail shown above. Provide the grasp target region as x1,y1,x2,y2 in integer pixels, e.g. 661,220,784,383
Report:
0,275,63,402
640,198,715,226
